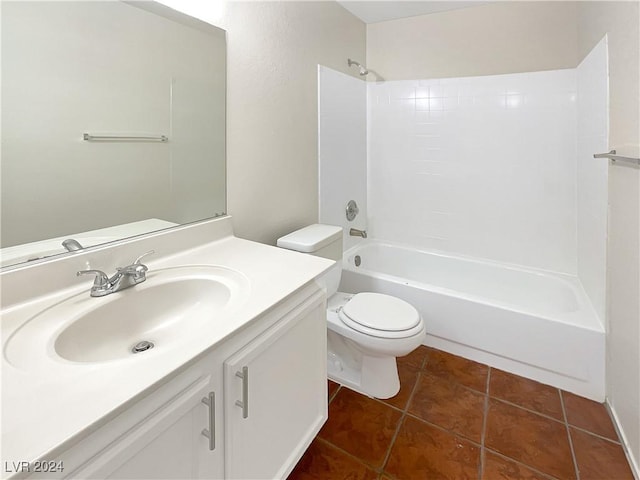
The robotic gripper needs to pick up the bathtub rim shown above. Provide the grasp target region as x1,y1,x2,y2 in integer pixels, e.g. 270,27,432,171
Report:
343,239,604,333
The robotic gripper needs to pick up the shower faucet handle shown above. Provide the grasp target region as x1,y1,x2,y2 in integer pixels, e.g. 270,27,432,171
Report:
346,200,360,221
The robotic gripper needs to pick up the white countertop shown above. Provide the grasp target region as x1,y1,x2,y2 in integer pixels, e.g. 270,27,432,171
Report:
0,217,333,473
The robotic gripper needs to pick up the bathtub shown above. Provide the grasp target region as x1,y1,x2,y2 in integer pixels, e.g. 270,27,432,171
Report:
340,240,605,400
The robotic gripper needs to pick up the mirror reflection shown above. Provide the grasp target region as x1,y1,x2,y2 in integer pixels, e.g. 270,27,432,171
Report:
1,1,226,268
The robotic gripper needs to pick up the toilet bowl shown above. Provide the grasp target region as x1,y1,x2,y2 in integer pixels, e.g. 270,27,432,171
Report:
326,292,425,398
277,225,426,399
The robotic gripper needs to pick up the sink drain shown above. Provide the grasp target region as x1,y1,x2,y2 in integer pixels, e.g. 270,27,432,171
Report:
132,340,154,354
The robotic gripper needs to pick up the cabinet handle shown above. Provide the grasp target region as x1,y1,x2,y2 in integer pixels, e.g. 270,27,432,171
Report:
201,392,215,451
235,366,249,419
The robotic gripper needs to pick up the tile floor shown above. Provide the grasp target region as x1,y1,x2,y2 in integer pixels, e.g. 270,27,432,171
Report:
288,346,635,480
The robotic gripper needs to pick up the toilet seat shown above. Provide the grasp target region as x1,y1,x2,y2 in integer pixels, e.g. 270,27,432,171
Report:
338,292,423,339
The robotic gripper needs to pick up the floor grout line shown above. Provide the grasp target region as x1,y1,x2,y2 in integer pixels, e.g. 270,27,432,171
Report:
328,383,341,404
424,371,489,396
379,363,426,475
479,368,491,479
568,424,623,444
484,447,562,480
489,395,566,424
420,348,430,370
401,410,482,448
380,409,406,474
487,387,622,443
314,437,380,473
560,390,581,480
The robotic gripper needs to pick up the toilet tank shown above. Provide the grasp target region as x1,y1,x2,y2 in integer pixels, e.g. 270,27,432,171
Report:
277,224,343,296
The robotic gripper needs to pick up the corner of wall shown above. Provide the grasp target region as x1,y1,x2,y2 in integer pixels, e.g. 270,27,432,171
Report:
576,2,640,476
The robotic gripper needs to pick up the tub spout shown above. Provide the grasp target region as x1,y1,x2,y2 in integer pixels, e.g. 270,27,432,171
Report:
349,228,367,238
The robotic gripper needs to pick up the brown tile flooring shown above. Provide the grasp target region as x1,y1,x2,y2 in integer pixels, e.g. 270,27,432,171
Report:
289,346,635,480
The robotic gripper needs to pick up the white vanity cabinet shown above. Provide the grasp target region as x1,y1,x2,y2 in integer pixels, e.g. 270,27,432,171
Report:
224,292,327,479
101,379,223,479
41,357,226,480
29,284,326,480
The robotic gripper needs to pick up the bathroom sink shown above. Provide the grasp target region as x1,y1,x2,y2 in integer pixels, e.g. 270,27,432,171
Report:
4,266,250,367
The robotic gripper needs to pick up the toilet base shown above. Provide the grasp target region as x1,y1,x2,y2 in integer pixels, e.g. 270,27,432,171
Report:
325,292,425,399
326,330,400,399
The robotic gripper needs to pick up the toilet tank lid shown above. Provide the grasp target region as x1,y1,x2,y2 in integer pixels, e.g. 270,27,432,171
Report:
277,224,343,253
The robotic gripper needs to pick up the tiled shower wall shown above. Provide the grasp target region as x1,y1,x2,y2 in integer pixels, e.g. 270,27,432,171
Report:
319,51,608,311
368,70,578,274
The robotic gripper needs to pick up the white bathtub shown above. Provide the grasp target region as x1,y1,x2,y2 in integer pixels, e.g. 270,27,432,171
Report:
340,241,605,400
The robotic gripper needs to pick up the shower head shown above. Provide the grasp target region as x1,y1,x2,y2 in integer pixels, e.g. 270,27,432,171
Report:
348,58,369,76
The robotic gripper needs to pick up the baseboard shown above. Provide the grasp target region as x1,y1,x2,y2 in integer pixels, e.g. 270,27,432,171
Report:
606,399,640,480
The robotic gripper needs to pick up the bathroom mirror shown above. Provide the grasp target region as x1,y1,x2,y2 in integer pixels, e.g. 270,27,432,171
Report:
1,1,226,268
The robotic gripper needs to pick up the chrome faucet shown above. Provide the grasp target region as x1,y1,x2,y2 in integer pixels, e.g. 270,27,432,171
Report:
349,228,367,239
62,238,84,252
77,251,154,297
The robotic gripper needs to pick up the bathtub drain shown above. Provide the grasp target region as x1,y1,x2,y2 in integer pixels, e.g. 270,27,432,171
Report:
354,255,361,267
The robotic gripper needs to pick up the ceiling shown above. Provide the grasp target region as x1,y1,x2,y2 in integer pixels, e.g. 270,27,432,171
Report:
336,1,490,24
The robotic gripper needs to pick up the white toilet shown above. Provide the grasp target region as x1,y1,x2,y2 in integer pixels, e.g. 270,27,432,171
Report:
277,224,426,399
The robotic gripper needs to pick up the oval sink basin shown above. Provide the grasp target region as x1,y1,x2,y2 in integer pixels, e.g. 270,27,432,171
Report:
5,266,250,368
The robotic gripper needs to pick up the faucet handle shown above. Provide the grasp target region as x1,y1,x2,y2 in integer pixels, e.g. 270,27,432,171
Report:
77,269,110,287
117,250,154,277
133,250,155,265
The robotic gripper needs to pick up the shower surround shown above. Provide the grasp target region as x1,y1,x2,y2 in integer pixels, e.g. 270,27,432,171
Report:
317,39,609,400
368,69,577,273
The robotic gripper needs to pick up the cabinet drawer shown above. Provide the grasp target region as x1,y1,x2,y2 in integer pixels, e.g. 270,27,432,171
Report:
65,375,213,479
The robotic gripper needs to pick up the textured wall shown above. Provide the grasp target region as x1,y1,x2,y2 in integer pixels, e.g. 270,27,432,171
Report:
366,2,578,81
223,2,366,244
577,2,640,474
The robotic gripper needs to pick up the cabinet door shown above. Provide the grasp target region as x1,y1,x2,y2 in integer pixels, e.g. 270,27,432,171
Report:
224,294,327,480
66,375,224,480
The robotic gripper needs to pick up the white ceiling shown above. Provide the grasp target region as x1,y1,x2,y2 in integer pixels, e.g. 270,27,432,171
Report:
336,1,490,24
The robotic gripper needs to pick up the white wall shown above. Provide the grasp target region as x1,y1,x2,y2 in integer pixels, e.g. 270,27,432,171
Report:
318,67,367,251
577,2,640,474
576,37,609,323
366,2,578,81
367,70,578,273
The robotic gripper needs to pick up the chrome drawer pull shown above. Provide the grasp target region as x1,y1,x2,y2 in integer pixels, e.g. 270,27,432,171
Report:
235,367,249,419
201,392,215,451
